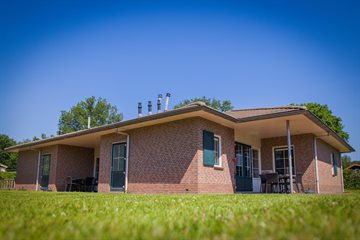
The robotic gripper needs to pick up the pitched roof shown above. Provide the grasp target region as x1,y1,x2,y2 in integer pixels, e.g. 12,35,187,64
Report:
0,163,8,169
4,102,354,153
346,163,360,169
225,106,307,120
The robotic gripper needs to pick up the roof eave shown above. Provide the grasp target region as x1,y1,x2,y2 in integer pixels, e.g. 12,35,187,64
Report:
234,109,354,153
303,111,354,153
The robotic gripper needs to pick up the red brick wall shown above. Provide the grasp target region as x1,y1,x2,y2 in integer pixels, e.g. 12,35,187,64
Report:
197,118,235,193
97,117,236,194
55,145,94,191
98,133,127,192
16,150,39,190
127,118,199,194
261,134,317,192
317,139,343,193
16,144,94,192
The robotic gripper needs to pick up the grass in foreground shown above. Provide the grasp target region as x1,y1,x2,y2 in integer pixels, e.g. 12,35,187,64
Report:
0,191,359,240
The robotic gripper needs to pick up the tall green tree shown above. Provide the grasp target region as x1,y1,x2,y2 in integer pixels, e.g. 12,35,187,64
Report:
0,134,18,169
291,103,349,141
58,96,123,135
174,97,234,112
342,155,352,168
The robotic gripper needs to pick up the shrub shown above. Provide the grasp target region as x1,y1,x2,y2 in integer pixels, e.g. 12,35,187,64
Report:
344,169,360,189
0,172,16,179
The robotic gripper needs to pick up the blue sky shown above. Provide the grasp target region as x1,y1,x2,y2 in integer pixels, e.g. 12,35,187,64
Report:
1,1,359,159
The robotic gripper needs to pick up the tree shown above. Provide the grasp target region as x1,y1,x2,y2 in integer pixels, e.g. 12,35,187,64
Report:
174,97,234,112
32,136,40,141
0,134,18,169
291,103,349,141
58,96,123,135
342,155,351,168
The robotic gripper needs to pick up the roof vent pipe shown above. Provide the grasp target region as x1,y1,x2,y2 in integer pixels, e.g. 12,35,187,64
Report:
138,102,142,117
157,94,162,113
165,93,171,111
148,101,152,115
88,115,91,129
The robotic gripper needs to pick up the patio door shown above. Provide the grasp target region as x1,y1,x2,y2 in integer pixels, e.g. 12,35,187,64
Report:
235,143,253,191
40,154,51,190
111,142,127,191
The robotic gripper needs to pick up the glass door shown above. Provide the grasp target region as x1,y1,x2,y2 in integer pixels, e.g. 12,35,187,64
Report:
111,142,127,191
235,142,253,191
40,154,51,190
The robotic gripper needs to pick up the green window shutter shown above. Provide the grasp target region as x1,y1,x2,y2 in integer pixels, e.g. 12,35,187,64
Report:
332,153,338,176
203,130,215,166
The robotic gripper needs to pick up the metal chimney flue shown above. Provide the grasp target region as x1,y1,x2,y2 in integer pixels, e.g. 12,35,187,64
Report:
88,115,91,129
165,93,171,111
157,94,162,113
138,102,142,117
148,101,152,115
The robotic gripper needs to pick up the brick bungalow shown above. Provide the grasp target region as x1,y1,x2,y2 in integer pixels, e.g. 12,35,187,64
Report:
6,102,354,194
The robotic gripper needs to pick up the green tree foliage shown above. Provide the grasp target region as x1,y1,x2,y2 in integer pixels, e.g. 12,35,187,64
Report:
342,155,352,168
291,103,349,141
0,134,18,169
0,171,16,179
174,97,234,112
344,169,360,190
58,96,123,134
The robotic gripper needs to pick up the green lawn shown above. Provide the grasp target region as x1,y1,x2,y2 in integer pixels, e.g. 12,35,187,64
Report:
0,191,359,240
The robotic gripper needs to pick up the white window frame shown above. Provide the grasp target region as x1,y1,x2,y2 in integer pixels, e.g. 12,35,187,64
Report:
272,145,296,175
252,148,261,178
214,135,222,167
110,141,127,191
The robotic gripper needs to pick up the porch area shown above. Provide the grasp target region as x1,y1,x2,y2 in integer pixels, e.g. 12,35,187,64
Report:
35,132,129,193
233,114,322,194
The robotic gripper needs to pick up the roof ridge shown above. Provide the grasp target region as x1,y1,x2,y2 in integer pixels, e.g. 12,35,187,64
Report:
227,106,306,112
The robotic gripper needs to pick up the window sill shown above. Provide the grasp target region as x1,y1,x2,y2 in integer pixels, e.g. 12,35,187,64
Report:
214,166,224,170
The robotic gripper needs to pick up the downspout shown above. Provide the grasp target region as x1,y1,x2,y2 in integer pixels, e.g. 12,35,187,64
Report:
286,120,294,194
314,133,331,194
340,153,344,193
29,148,41,191
115,129,130,192
313,137,320,194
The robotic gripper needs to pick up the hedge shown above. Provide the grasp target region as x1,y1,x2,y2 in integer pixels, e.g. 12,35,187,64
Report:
344,169,360,190
0,172,16,179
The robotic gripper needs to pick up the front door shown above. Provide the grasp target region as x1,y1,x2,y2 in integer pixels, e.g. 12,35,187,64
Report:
111,142,127,191
235,143,253,191
40,154,51,190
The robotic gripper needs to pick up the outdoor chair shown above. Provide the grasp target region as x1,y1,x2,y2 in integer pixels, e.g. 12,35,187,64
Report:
65,176,80,192
265,173,283,193
293,173,305,193
84,177,96,192
259,174,267,193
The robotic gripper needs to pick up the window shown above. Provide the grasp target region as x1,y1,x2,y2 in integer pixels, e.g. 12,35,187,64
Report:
94,158,100,180
331,153,338,176
235,143,251,177
252,149,259,178
202,130,221,167
274,147,295,175
214,136,221,166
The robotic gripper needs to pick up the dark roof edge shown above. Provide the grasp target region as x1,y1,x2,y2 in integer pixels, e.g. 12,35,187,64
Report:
303,111,354,153
6,104,354,153
5,104,237,151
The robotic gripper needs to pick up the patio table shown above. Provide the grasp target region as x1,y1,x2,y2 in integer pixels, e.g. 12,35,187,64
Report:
278,175,296,193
